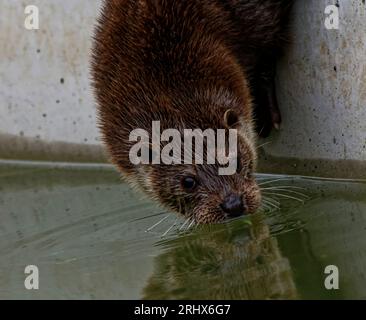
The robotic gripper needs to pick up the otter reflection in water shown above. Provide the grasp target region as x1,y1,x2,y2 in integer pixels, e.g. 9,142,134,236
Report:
143,214,298,300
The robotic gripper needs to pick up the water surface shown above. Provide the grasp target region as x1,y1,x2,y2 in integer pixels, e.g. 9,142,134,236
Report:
0,161,366,299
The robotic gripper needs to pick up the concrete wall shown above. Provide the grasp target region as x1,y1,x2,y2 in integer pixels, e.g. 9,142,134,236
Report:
260,0,366,179
0,0,365,177
0,0,105,162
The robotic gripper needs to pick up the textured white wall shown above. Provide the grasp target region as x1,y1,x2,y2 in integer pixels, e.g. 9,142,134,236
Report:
270,0,366,162
0,0,102,147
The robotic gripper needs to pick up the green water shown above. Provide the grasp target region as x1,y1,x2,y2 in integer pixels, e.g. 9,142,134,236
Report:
0,161,366,300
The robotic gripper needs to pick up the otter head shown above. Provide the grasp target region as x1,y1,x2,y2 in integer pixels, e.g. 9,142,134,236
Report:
147,161,262,224
121,92,262,224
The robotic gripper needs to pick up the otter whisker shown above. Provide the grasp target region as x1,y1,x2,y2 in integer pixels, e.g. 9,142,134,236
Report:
261,187,309,198
262,192,305,203
184,218,192,232
194,219,200,229
161,218,178,237
187,219,196,230
260,202,273,211
256,141,272,150
262,199,280,210
258,178,295,186
261,185,306,191
146,214,170,232
179,218,190,231
261,201,279,211
132,211,169,222
262,196,280,206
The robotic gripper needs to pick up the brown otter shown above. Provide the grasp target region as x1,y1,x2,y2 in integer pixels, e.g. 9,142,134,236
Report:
91,0,293,224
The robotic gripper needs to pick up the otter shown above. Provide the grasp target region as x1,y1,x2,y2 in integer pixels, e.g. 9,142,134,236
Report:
91,0,293,224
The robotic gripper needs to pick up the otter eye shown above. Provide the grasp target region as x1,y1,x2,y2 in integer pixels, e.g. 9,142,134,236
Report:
181,177,197,192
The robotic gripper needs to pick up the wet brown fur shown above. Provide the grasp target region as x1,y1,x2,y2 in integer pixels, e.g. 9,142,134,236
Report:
91,0,293,223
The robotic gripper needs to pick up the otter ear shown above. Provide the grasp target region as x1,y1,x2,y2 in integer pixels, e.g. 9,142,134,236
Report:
224,109,240,128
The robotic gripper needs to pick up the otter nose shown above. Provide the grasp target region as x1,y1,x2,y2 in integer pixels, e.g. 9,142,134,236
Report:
220,194,245,217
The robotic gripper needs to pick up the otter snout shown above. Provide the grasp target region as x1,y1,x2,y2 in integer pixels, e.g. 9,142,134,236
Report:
220,193,246,218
